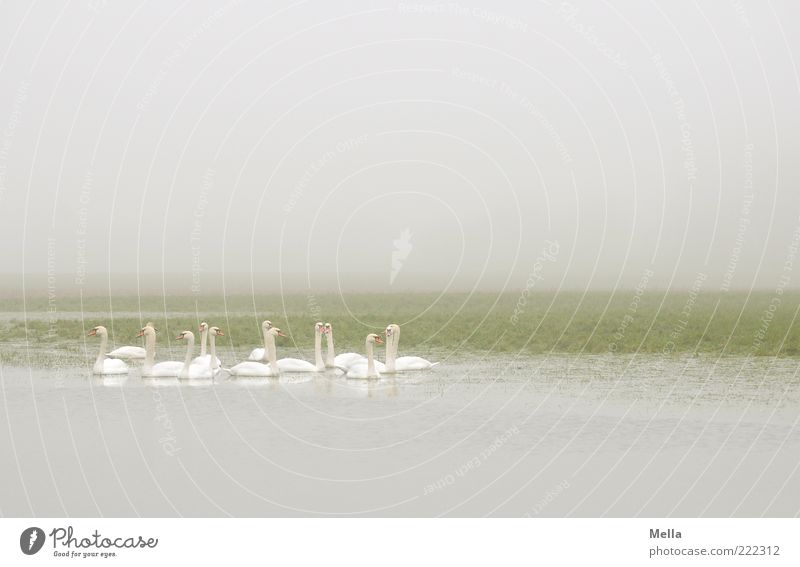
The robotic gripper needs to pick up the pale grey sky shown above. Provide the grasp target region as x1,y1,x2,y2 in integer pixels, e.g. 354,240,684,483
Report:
0,1,798,295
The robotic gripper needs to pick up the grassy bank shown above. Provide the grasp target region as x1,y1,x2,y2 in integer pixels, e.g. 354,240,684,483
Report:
2,291,800,356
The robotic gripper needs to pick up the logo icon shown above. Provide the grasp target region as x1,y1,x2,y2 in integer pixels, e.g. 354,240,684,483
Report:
20,527,45,555
390,228,413,285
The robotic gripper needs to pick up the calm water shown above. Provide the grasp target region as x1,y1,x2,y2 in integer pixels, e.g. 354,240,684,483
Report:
1,348,798,517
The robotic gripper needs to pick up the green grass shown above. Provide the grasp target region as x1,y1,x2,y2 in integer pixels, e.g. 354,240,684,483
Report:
2,291,800,356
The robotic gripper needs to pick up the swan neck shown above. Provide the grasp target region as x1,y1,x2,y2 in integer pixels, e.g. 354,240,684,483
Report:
144,331,155,371
386,328,398,371
200,328,208,356
366,339,375,377
209,333,218,371
180,335,194,378
267,333,279,374
96,331,108,367
314,329,323,370
261,328,270,362
325,331,335,366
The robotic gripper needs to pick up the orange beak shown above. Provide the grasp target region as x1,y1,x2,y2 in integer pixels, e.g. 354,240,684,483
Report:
136,329,145,338
217,330,225,336
375,336,384,345
87,329,97,337
277,330,287,337
176,334,184,340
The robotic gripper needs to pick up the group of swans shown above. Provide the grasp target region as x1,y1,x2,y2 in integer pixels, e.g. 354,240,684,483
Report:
87,319,437,380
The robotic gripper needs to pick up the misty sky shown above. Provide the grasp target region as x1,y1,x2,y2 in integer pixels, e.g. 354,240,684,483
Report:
0,1,799,294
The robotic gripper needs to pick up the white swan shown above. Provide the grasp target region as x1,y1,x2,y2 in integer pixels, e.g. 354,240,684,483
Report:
227,327,285,377
192,321,222,367
247,320,273,361
87,326,129,375
176,330,213,380
275,322,325,372
384,323,438,372
345,333,384,379
324,322,387,372
204,326,224,378
104,323,147,360
139,324,183,377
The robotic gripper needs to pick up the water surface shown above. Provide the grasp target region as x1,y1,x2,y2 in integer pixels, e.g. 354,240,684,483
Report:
1,350,798,517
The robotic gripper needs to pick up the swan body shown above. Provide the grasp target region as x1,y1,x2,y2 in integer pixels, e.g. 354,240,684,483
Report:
149,361,185,377
276,358,319,372
394,356,439,371
384,324,437,373
228,326,285,377
334,352,365,369
247,348,266,361
107,345,146,360
228,361,273,376
345,333,383,379
275,322,326,372
88,326,129,375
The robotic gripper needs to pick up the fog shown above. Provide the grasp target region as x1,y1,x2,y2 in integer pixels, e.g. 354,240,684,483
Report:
1,1,798,296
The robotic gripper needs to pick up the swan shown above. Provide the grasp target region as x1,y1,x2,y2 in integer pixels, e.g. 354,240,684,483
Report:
139,324,183,377
345,333,384,379
87,326,129,375
274,322,325,372
204,326,224,378
175,330,214,380
324,322,387,372
105,323,147,360
384,323,438,372
227,327,285,377
247,320,273,361
192,321,222,367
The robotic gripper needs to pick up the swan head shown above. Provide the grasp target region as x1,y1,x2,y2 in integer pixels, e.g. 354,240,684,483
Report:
136,325,156,338
209,326,224,336
261,320,273,333
176,330,195,341
324,322,332,334
366,333,384,345
385,323,399,338
87,325,107,337
315,321,325,334
267,327,287,338
199,322,208,333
